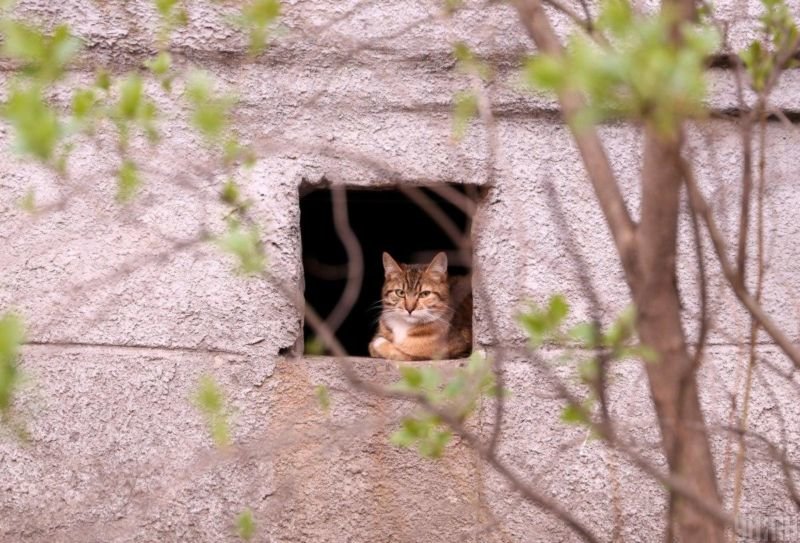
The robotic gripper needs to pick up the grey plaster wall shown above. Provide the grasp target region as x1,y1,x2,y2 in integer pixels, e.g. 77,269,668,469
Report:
1,0,799,541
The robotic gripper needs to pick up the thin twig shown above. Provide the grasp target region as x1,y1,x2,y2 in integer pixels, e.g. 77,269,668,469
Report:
681,158,800,370
732,101,768,518
467,69,507,457
323,187,364,334
511,0,638,279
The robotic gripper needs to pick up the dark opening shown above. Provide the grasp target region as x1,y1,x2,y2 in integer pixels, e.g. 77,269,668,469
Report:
299,183,477,356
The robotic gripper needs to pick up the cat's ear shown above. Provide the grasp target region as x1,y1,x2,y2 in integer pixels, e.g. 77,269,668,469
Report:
426,252,448,276
382,252,402,276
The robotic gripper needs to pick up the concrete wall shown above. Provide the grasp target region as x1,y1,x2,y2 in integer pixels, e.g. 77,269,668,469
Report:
1,0,799,541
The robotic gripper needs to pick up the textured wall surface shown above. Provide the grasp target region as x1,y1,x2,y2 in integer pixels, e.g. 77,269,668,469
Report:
1,0,799,541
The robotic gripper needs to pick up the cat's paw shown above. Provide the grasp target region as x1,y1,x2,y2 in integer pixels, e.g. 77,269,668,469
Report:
369,337,389,357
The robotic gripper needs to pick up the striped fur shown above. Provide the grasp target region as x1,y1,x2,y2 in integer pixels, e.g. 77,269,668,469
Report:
368,252,472,360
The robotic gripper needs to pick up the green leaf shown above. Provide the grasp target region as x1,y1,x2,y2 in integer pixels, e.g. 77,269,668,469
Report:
453,41,473,63
0,22,80,82
116,160,140,202
185,71,232,141
209,416,230,447
72,88,97,120
193,104,226,139
418,367,442,392
220,179,241,205
577,358,599,383
196,375,223,413
314,385,330,413
443,374,466,398
418,428,451,458
118,75,143,120
523,55,566,90
390,424,417,447
146,51,172,76
548,294,569,324
2,85,61,161
517,294,570,346
155,0,179,16
242,0,281,53
443,0,463,15
194,375,231,448
398,366,423,389
599,0,633,35
390,416,451,458
561,403,589,425
243,0,281,26
452,41,491,79
568,322,599,347
452,90,477,140
521,3,718,135
604,305,636,347
95,69,111,91
0,312,24,414
621,344,659,363
217,220,266,275
0,311,27,439
19,189,35,212
236,509,256,541
304,336,325,355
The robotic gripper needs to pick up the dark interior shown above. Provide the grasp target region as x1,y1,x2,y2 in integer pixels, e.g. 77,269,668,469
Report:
300,183,475,356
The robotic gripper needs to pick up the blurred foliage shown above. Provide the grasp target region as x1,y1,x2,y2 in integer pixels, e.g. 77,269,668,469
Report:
304,336,326,355
442,0,463,16
116,160,141,202
186,71,233,142
314,384,331,413
217,219,266,275
389,353,497,458
240,0,281,54
0,21,79,168
194,375,231,448
452,90,477,141
524,0,718,136
0,0,272,281
518,295,655,428
0,21,80,82
235,508,256,541
18,188,36,212
739,0,798,91
3,85,61,161
146,51,174,90
450,42,490,141
0,313,24,420
453,41,491,80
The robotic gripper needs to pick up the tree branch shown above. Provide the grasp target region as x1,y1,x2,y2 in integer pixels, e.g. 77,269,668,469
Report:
681,157,800,370
510,0,638,279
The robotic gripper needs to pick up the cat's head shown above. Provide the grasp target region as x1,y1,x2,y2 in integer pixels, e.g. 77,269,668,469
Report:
380,252,450,324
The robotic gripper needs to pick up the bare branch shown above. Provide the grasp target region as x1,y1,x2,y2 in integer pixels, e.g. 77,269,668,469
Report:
511,0,638,277
323,187,364,334
687,191,709,370
343,372,603,543
682,158,800,370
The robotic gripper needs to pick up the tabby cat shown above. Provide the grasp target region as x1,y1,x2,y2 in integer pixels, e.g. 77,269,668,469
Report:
368,252,472,360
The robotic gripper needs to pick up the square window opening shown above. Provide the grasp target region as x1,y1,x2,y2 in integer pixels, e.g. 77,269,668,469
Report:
299,182,482,357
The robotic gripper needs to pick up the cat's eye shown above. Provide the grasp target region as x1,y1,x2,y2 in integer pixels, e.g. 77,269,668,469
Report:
419,291,431,298
394,289,405,297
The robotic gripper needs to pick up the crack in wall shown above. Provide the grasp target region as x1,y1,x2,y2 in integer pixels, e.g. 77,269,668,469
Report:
22,340,246,356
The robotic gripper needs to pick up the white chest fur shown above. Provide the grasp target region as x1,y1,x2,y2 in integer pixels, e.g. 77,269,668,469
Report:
384,315,414,344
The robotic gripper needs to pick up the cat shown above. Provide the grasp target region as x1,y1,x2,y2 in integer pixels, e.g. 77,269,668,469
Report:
368,251,472,361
